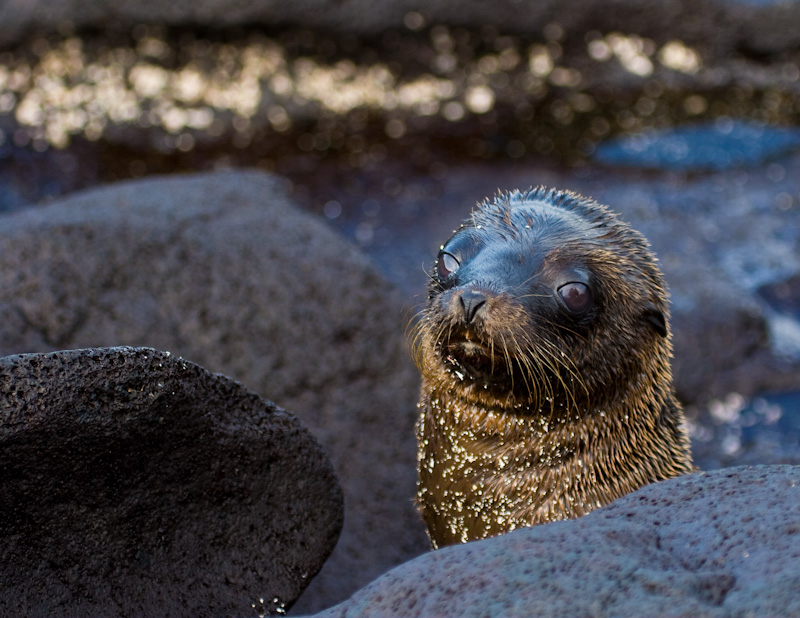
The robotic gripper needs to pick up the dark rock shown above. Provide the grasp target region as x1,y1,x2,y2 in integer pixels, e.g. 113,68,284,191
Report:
593,121,800,172
0,171,429,613
0,346,342,618
758,273,800,320
757,274,800,362
665,256,778,402
303,465,800,618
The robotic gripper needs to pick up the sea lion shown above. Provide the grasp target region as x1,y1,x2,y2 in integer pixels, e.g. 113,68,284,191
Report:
411,187,693,549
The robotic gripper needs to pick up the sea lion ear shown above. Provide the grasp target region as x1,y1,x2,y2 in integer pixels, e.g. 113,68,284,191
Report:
643,307,668,337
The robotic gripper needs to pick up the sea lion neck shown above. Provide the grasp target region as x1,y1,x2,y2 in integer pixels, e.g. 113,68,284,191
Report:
422,382,583,437
417,385,612,548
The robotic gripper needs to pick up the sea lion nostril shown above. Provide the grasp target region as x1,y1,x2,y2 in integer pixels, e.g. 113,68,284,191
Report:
459,290,487,323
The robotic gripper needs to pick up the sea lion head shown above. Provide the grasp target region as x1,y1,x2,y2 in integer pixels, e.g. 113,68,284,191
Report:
412,187,672,415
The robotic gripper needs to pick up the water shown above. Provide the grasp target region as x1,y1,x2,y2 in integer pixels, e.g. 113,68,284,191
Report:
692,391,800,470
593,120,800,171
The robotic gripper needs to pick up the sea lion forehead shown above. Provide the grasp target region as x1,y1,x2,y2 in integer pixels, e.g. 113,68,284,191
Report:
470,192,605,246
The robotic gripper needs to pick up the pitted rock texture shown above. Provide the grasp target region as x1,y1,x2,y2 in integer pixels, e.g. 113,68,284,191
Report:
0,170,428,613
0,346,342,618
306,465,800,618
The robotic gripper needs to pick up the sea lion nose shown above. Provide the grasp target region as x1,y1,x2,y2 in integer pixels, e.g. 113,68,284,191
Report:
459,290,487,323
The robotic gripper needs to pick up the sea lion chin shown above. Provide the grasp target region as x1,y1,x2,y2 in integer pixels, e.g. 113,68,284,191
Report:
411,187,693,549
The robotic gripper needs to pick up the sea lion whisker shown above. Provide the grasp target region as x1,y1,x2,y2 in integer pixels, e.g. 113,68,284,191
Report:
492,330,514,392
514,330,553,407
509,341,542,402
513,291,551,301
513,333,549,409
421,262,444,290
536,315,591,344
406,318,425,372
515,268,550,291
536,337,590,408
548,351,582,412
519,338,545,405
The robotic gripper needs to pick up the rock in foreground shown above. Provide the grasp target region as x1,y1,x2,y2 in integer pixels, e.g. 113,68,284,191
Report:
307,465,800,618
0,170,427,612
0,346,343,618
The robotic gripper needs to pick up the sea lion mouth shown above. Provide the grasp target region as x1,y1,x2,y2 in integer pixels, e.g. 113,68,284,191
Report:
442,337,505,384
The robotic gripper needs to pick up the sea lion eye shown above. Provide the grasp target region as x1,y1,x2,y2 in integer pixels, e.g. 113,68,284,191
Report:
558,282,592,314
437,252,460,279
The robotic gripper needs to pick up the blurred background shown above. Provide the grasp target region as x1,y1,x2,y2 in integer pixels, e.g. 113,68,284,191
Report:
2,0,800,558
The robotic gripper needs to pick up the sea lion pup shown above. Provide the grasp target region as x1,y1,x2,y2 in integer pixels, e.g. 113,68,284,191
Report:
411,187,693,549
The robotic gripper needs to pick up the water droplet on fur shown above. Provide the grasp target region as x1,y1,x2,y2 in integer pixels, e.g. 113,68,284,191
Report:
273,598,287,615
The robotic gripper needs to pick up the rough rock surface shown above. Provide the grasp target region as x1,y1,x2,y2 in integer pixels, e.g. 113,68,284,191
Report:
0,171,429,613
0,0,799,57
0,346,342,618
305,465,800,618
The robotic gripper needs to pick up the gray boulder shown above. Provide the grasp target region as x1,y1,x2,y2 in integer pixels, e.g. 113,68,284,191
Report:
0,346,342,618
0,171,429,613
305,465,800,618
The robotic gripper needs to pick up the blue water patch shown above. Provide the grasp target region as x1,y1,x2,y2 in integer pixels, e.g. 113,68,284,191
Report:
741,391,800,447
593,119,800,171
0,183,28,212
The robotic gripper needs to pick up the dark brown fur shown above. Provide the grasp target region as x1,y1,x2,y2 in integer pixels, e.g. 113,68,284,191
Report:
410,188,693,548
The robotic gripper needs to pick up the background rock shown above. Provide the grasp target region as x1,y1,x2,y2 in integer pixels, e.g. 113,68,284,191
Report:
0,171,429,613
1,0,800,58
0,346,342,618
588,165,800,403
305,465,800,618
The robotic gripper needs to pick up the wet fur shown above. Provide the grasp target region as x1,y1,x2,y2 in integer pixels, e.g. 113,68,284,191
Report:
410,188,693,548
